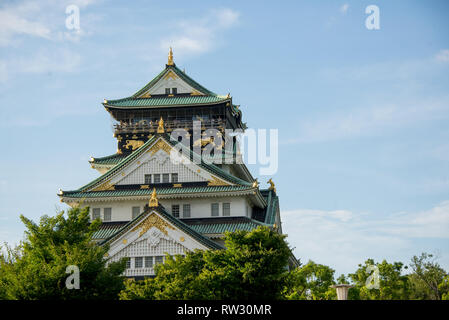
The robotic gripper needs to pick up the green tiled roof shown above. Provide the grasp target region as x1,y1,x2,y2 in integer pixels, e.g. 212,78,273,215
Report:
63,185,253,199
131,65,218,98
91,153,127,166
183,217,270,235
92,217,270,241
99,205,223,250
104,65,224,109
62,134,253,195
105,95,228,108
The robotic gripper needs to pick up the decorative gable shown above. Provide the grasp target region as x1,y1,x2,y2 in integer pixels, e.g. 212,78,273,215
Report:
138,69,206,97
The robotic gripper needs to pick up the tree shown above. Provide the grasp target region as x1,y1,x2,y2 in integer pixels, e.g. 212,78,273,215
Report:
348,259,410,300
285,260,336,300
0,206,126,299
120,226,292,300
409,253,448,300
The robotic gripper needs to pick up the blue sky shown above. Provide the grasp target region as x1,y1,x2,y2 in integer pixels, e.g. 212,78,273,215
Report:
1,0,448,276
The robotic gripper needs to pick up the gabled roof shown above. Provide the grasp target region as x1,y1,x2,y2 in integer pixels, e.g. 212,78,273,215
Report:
61,133,261,199
103,64,227,109
98,204,223,250
132,64,218,98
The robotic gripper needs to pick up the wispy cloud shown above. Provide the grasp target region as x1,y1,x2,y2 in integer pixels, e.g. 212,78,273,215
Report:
0,0,99,46
340,4,349,14
160,8,240,57
282,201,449,273
435,49,449,63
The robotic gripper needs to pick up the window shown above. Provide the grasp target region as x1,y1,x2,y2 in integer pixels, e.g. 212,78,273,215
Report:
222,203,230,216
172,205,180,218
172,173,178,183
153,174,160,184
135,257,143,268
155,256,164,265
92,208,101,220
183,204,191,218
103,208,112,221
211,203,219,217
144,174,152,184
126,258,131,269
165,88,170,95
162,173,170,183
172,88,177,94
145,256,153,268
132,206,140,219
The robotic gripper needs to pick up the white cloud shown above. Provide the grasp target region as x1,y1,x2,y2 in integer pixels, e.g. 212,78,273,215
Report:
435,49,449,63
0,48,81,82
0,7,51,46
283,97,449,144
160,8,240,57
282,201,449,274
340,4,349,14
0,0,99,46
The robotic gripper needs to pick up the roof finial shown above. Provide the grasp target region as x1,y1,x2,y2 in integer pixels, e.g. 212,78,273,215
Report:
267,178,276,193
157,117,165,133
149,188,159,207
167,47,174,66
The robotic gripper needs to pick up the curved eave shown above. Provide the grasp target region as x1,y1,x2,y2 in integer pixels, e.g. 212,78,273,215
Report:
102,97,231,110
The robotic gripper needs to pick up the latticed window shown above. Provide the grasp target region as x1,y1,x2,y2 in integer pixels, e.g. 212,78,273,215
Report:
172,173,178,183
165,88,170,94
183,204,191,218
172,205,180,218
144,174,151,184
153,174,161,184
222,203,230,216
126,258,131,269
155,256,164,265
172,88,177,94
103,208,112,221
162,173,170,183
132,206,140,219
135,257,143,268
211,203,219,216
92,208,100,220
145,256,153,268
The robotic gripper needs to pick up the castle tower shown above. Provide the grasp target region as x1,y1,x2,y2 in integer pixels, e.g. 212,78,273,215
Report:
59,49,298,278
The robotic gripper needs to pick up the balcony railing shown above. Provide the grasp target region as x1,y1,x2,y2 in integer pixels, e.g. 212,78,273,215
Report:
114,119,225,134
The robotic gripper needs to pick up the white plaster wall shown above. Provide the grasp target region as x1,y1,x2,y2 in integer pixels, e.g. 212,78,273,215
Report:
83,196,254,222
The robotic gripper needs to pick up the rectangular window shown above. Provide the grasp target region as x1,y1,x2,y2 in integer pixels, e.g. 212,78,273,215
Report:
126,258,131,269
172,88,177,94
165,88,170,95
92,208,101,220
144,174,152,184
172,173,178,183
172,205,180,218
145,256,153,268
211,203,219,217
222,203,230,216
135,257,143,268
103,208,112,221
183,204,191,218
132,206,140,219
162,173,170,183
153,174,160,184
155,256,163,265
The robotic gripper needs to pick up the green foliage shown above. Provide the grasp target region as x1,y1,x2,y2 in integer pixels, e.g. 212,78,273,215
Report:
285,261,336,300
348,259,411,300
0,207,126,300
409,253,447,300
119,226,292,300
